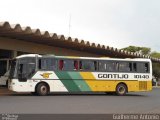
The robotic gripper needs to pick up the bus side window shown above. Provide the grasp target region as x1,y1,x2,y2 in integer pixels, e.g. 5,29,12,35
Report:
59,60,64,70
79,60,96,71
74,61,78,70
118,62,132,72
129,63,132,71
98,61,103,71
79,61,82,70
106,62,117,72
133,63,137,72
39,58,57,71
94,61,97,71
39,59,41,69
145,63,149,73
137,62,149,73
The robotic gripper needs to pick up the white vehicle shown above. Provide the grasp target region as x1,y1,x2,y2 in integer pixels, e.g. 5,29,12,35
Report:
8,54,152,96
0,71,9,86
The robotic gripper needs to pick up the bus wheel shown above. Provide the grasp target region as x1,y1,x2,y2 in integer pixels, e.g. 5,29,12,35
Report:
116,83,127,96
36,83,49,96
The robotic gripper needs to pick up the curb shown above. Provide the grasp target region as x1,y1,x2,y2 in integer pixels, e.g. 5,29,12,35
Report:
153,86,160,88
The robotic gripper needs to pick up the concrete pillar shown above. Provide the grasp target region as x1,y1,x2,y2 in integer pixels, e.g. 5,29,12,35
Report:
12,50,17,58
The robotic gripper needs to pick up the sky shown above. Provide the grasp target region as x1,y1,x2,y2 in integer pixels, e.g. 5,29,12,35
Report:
0,0,160,52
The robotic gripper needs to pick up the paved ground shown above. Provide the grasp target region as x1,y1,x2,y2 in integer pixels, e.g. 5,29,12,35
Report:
0,87,160,114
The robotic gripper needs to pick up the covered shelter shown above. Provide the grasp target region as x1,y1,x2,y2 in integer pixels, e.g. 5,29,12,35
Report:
0,21,160,76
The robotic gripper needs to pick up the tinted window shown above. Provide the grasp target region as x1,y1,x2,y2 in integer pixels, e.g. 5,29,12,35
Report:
106,62,118,72
97,60,150,73
39,58,57,70
98,61,106,71
79,60,97,71
144,63,149,72
74,61,79,70
137,62,149,73
98,61,118,72
133,63,137,72
59,60,78,71
63,60,74,70
118,62,132,72
18,58,36,79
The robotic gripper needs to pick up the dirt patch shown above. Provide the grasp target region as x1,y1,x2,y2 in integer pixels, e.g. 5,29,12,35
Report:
0,87,14,94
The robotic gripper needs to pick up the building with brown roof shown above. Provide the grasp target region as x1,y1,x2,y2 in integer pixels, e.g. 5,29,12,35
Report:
0,21,160,76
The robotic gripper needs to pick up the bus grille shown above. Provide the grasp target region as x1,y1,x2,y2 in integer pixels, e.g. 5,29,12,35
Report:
139,81,147,90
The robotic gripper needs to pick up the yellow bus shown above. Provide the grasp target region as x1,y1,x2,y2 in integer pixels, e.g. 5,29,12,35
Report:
8,54,152,96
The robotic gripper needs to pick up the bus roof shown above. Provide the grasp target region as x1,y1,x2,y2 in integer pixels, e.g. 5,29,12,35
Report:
15,54,151,62
16,54,42,59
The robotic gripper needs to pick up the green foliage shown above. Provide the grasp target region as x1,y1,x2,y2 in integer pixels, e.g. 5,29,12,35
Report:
141,47,151,55
121,46,151,55
151,52,160,80
152,63,160,79
151,52,160,58
122,46,139,52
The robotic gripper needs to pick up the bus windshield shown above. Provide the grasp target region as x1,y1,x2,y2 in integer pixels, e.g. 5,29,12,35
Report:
9,57,36,80
17,58,36,80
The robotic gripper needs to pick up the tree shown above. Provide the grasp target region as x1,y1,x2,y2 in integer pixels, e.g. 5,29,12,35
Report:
121,46,151,55
150,52,160,58
151,52,160,80
152,63,160,80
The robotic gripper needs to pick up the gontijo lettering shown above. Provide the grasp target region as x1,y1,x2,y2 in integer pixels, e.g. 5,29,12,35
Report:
98,74,129,79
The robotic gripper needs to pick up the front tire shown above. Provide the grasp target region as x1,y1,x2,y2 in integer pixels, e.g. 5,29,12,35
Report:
116,84,127,96
36,83,49,96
